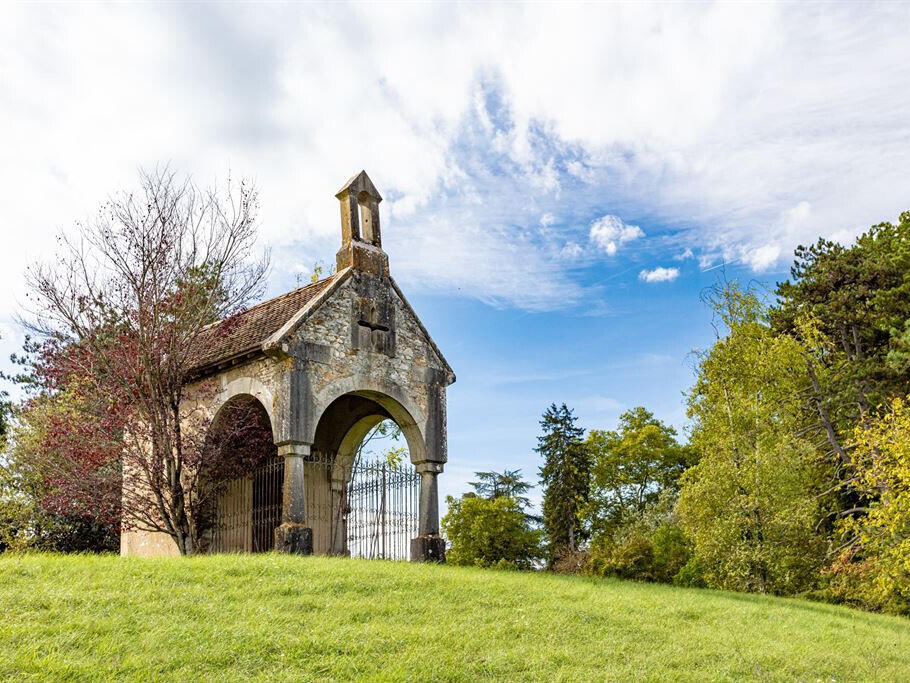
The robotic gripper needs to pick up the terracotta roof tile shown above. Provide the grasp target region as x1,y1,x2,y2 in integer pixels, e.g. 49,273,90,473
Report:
191,274,337,371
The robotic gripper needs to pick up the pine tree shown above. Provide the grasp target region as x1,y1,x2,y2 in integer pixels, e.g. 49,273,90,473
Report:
469,469,533,509
537,403,590,561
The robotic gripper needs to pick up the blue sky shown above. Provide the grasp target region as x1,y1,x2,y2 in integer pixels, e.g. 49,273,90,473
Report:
2,2,908,506
404,257,779,504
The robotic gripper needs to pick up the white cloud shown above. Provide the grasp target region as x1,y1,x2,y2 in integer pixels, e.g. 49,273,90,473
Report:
744,244,782,272
675,248,694,261
589,215,644,256
639,267,680,283
560,241,583,261
391,214,584,310
1,1,909,322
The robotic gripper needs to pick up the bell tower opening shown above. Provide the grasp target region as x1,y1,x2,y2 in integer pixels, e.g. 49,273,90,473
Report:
334,170,388,277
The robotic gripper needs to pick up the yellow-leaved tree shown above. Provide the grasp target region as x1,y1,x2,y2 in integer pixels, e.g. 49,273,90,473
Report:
834,397,910,614
678,284,830,595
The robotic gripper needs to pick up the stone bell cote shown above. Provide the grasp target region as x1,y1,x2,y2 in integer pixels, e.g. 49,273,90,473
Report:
335,170,389,278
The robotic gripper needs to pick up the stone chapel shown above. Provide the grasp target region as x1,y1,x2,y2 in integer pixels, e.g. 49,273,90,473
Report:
120,171,454,562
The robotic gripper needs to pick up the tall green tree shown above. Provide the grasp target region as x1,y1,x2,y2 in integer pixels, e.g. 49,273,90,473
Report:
469,469,533,510
678,284,828,595
771,214,910,587
537,403,591,559
586,407,693,536
774,214,910,478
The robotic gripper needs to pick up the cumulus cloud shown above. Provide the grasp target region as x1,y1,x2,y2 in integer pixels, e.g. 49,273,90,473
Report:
639,267,680,283
744,244,782,272
589,215,645,256
1,2,909,321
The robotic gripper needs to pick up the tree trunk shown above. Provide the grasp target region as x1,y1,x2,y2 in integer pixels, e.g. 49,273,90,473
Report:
806,359,849,466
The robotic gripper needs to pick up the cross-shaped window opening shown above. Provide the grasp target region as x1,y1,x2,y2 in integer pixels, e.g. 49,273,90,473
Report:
358,305,389,334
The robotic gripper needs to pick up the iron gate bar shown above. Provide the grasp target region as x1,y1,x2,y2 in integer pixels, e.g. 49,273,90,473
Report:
344,457,419,561
212,452,419,558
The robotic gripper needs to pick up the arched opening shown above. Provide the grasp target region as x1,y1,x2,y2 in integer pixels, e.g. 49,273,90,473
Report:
310,391,423,559
205,394,281,553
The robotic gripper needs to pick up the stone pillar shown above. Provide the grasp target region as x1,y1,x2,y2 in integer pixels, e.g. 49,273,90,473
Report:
411,461,445,562
275,442,313,554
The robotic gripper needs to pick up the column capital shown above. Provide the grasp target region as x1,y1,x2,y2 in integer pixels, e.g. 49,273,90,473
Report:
277,442,311,458
414,461,444,474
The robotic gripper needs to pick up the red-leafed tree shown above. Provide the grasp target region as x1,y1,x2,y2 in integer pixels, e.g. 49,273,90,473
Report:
22,167,271,554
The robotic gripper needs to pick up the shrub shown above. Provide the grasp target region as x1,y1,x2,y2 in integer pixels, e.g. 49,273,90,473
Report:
590,530,654,580
588,521,693,583
673,557,707,588
651,523,691,582
442,494,542,569
551,547,589,574
587,491,694,584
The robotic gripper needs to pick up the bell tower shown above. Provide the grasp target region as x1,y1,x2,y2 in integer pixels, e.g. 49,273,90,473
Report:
335,170,389,278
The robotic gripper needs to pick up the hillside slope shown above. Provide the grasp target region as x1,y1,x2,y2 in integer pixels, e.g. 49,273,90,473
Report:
1,554,908,681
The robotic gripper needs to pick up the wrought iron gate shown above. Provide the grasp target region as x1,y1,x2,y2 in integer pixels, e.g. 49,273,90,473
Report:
251,456,284,552
211,454,419,558
342,458,420,560
211,456,283,553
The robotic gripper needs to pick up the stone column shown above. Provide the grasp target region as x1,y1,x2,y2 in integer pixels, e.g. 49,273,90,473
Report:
275,442,313,554
410,461,445,562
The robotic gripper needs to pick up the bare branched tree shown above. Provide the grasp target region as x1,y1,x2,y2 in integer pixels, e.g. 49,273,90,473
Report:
23,167,270,554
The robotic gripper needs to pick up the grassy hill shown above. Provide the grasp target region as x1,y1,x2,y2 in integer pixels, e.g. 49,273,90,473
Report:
1,554,908,681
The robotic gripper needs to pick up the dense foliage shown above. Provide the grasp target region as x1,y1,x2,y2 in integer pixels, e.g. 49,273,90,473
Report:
588,492,694,585
828,397,910,613
5,169,269,555
530,213,910,614
678,286,827,594
0,339,120,552
442,494,541,569
0,384,121,552
580,408,695,583
585,407,693,536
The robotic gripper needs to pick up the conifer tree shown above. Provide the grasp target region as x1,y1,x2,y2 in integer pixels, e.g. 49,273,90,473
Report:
537,403,590,560
469,469,533,509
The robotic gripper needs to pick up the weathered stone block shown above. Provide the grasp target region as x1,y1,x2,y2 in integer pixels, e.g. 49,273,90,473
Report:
410,535,446,563
275,523,313,555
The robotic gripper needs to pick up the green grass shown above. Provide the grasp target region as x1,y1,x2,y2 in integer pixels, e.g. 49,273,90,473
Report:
1,554,908,681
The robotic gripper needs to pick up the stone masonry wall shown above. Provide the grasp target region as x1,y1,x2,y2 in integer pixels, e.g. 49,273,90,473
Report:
296,273,447,439
121,270,451,556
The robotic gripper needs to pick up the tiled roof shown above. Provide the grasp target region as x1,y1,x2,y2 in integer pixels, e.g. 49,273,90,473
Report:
190,274,338,371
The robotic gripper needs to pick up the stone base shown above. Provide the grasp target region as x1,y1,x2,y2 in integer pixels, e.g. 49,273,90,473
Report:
275,523,313,555
410,535,446,563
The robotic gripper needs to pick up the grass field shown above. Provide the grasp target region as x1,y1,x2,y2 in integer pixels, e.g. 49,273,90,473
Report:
1,554,909,681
